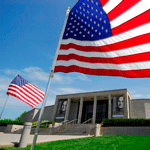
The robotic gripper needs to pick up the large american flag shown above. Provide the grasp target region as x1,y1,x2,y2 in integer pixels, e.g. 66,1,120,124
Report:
54,0,150,78
7,75,45,108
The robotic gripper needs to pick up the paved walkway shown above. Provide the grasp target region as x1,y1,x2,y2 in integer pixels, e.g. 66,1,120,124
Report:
0,133,91,148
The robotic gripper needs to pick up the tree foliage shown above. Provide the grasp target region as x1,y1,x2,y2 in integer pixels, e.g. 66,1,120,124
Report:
14,111,27,121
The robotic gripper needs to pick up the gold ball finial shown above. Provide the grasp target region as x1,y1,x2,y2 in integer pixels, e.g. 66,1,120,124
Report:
67,7,70,11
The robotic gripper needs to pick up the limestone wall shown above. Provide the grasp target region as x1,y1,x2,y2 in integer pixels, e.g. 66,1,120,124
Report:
21,105,54,122
130,99,150,119
101,126,150,136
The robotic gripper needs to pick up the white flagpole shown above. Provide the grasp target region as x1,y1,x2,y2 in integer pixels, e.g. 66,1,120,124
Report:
51,7,70,71
31,7,70,150
0,95,9,120
0,71,19,120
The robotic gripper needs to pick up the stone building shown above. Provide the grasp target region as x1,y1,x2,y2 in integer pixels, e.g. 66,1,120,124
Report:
21,88,150,123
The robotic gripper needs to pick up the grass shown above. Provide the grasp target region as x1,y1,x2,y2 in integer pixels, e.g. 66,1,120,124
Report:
1,135,150,150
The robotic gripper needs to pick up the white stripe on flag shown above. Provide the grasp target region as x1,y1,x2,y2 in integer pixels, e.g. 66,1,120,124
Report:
25,83,45,98
10,84,42,103
28,83,45,95
61,22,150,46
55,60,150,71
7,90,35,107
111,0,150,28
8,85,38,105
58,43,150,58
23,85,43,101
103,0,123,14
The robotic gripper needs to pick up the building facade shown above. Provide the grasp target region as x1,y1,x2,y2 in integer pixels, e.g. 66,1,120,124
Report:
52,89,132,124
21,88,150,123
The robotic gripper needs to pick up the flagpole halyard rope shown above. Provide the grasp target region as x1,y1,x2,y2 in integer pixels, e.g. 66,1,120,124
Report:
31,7,70,150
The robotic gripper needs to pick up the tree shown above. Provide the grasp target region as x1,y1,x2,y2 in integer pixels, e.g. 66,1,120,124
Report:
15,111,27,121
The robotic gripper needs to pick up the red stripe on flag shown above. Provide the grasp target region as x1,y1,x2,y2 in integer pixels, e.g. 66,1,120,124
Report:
60,33,150,52
24,83,44,99
107,0,140,21
7,92,35,108
112,10,150,36
27,83,45,97
21,85,43,102
54,66,150,78
57,52,150,64
22,84,44,102
99,0,108,7
8,85,40,104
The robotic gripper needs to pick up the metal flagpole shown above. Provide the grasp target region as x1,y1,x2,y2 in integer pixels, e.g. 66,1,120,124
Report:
0,71,19,120
31,7,70,150
0,95,9,119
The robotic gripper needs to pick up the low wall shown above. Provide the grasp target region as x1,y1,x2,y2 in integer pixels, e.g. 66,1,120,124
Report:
101,126,150,136
94,124,101,136
0,126,6,132
30,128,49,134
5,125,24,133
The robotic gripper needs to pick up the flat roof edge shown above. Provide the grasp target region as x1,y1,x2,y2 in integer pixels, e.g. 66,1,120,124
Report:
132,99,150,101
56,88,128,97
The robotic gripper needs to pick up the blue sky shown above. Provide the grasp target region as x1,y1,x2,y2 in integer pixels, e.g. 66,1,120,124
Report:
1,0,150,120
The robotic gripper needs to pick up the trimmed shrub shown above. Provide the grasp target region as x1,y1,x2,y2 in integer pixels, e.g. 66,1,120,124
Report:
32,125,47,128
32,121,54,126
0,119,24,126
32,120,58,128
14,111,27,121
102,118,150,126
32,121,38,125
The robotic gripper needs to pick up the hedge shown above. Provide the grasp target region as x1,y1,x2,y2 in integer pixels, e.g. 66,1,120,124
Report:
0,119,24,126
32,125,47,128
102,118,150,126
32,120,58,125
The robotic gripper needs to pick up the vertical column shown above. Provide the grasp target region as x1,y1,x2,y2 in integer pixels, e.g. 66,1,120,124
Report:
92,96,97,124
51,98,59,122
126,92,129,118
78,97,83,124
64,98,71,121
125,92,129,119
108,94,111,119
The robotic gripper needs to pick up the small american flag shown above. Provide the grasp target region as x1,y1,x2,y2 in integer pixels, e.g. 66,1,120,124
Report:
7,75,45,108
54,0,150,78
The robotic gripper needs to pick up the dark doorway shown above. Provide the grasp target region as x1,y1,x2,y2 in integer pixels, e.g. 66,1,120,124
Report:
96,100,108,123
81,101,94,123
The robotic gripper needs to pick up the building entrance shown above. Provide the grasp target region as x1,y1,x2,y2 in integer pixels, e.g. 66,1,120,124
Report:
96,100,108,123
81,101,93,123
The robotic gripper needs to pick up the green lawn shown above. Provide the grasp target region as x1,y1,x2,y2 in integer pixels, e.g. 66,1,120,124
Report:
1,135,150,150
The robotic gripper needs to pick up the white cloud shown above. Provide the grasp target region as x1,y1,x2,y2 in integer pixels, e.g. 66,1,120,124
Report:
0,76,11,91
45,99,55,106
51,87,103,96
0,95,30,107
4,69,17,75
52,73,91,84
56,87,85,95
0,66,92,118
23,67,48,82
75,73,91,81
2,67,91,86
52,74,73,84
132,94,142,98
